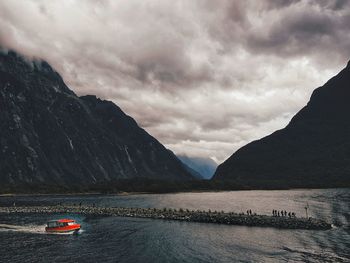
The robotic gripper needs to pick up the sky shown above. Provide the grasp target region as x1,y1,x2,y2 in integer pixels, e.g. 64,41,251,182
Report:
0,0,349,163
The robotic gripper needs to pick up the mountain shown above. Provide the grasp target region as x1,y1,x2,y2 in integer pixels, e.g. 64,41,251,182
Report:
213,60,350,189
178,155,217,179
0,49,194,192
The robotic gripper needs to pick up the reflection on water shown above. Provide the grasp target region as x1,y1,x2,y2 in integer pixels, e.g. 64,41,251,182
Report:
0,189,349,263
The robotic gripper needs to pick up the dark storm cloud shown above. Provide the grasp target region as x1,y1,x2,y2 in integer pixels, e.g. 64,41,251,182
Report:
245,3,350,61
0,0,349,162
264,0,301,9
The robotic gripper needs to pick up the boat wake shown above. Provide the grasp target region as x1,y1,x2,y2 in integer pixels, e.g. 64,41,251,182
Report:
0,224,80,235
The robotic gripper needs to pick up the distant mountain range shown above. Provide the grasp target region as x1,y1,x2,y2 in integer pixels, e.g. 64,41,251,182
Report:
214,60,350,189
0,49,194,192
2,48,349,193
178,155,217,179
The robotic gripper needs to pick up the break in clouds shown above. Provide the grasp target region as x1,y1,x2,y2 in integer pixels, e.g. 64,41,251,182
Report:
0,0,349,162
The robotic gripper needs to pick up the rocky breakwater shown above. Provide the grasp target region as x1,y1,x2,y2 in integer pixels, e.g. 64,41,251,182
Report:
0,206,332,230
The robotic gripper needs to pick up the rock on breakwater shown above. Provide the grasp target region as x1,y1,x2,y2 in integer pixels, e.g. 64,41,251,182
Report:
0,206,332,230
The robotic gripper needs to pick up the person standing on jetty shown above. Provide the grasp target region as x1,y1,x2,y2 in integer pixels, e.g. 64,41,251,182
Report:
273,210,297,218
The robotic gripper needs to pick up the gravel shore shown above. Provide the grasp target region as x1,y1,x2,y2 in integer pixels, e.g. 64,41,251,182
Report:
0,206,332,230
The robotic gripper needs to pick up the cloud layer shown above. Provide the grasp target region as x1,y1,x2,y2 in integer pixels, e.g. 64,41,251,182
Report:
0,0,349,162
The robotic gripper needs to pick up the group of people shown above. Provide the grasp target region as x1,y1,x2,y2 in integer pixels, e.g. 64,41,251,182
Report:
246,209,256,216
272,209,296,218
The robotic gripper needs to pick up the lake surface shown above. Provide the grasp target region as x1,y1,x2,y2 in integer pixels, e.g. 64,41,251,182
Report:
0,189,349,263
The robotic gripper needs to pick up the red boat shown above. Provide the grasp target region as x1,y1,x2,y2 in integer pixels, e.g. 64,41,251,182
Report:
45,219,81,233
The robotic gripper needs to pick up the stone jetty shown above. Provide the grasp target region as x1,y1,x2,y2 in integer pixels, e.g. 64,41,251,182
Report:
0,206,332,230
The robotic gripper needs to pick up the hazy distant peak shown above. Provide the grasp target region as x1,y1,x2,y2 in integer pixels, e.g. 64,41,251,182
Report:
177,155,218,180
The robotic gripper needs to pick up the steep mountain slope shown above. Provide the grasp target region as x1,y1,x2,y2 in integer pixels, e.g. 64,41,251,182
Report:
178,155,217,179
0,49,194,191
213,60,350,188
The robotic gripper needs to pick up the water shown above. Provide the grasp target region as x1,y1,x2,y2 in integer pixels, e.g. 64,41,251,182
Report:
0,189,349,263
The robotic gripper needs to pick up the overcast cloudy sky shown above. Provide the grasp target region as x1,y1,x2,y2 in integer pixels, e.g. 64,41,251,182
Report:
0,0,349,162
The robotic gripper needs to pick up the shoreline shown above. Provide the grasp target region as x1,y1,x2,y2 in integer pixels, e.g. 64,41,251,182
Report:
0,205,332,230
1,187,349,198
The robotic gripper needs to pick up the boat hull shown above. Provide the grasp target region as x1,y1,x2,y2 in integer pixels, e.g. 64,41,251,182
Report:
45,225,81,233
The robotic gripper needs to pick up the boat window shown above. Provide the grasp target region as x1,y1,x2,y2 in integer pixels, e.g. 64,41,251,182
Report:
68,222,75,226
47,222,58,228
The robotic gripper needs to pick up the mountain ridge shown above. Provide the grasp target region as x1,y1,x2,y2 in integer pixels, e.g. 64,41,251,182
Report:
0,49,194,192
213,59,350,188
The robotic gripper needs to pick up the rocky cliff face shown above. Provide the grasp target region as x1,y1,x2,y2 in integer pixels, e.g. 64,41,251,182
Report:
213,60,350,188
0,50,193,191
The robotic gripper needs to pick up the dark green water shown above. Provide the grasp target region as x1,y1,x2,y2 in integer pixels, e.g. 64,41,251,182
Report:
0,189,349,262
